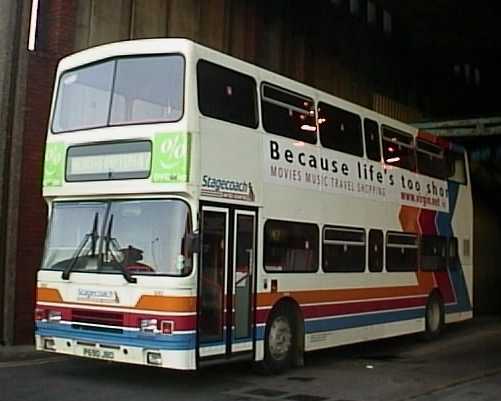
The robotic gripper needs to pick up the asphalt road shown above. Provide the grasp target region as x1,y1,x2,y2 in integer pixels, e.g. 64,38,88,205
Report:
1,317,501,401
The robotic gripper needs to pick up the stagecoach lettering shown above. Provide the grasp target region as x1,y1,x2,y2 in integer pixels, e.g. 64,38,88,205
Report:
201,175,255,201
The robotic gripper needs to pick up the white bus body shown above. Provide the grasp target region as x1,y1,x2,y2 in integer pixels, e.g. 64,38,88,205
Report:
36,39,473,371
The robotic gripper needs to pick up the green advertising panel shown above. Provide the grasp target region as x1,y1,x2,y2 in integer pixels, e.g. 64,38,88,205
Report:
152,132,191,183
43,142,66,187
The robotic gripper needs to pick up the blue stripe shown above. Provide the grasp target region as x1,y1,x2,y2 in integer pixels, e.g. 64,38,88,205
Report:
437,181,472,313
36,322,196,350
199,327,253,348
255,308,425,340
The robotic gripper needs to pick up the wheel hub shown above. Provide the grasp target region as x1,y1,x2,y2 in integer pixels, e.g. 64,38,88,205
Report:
269,316,292,361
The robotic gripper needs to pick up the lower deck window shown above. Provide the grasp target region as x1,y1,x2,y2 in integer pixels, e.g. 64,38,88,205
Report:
264,220,318,272
323,226,366,272
368,229,384,272
386,232,418,272
420,235,447,271
448,237,459,270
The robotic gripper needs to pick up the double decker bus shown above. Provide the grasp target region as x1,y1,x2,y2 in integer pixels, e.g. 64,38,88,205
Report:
36,39,473,372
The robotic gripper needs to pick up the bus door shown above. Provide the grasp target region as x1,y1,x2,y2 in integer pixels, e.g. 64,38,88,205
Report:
198,205,256,360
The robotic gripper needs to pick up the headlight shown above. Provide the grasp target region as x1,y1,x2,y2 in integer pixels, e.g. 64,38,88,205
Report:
140,319,158,333
160,320,174,335
35,307,47,321
47,310,62,323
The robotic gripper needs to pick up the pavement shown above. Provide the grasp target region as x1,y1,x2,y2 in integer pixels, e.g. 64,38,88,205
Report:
0,345,38,361
1,316,500,401
0,344,61,365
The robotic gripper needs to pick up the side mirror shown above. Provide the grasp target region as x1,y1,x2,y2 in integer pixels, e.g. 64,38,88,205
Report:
186,232,200,255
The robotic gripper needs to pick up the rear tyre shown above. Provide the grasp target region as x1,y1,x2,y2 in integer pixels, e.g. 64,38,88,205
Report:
424,293,445,340
263,307,295,373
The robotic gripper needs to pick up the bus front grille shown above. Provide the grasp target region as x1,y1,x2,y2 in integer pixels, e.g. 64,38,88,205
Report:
71,309,124,334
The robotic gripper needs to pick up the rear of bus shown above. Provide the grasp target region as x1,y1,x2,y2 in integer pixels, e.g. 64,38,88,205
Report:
35,39,200,370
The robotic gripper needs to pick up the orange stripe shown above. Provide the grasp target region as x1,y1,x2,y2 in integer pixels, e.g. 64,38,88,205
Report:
399,206,420,234
37,287,63,303
256,280,434,308
135,295,196,313
36,287,196,313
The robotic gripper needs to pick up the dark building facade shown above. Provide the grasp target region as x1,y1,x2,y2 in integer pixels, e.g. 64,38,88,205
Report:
1,0,499,344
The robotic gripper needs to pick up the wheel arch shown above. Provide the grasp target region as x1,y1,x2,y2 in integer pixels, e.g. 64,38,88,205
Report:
429,287,444,303
424,287,446,340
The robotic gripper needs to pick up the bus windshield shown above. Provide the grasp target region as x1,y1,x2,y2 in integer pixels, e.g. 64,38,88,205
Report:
41,199,192,276
52,54,184,133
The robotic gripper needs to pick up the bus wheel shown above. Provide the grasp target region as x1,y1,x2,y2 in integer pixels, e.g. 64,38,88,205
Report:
424,293,445,340
263,307,295,373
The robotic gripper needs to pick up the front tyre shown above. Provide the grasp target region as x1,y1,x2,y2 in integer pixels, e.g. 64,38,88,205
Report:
424,293,445,340
263,308,295,373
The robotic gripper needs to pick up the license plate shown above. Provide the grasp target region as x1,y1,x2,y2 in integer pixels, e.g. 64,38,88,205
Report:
81,347,115,360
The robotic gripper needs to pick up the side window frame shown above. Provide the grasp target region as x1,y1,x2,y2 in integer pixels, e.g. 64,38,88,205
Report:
364,118,382,162
447,149,468,185
368,229,384,272
261,82,317,144
386,231,419,272
419,235,447,272
317,102,364,157
197,59,258,128
263,219,319,273
416,139,447,180
382,125,416,171
447,236,460,270
322,225,366,273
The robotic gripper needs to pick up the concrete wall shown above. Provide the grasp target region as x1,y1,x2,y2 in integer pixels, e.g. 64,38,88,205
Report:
0,0,28,346
4,0,497,345
0,0,77,345
72,0,422,122
473,191,501,314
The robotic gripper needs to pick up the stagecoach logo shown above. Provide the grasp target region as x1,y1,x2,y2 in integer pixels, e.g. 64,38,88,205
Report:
152,132,191,183
43,142,66,187
77,288,120,304
201,175,255,202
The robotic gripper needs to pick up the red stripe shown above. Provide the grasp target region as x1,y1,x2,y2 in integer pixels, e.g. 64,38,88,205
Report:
123,313,196,331
256,296,427,324
433,271,456,304
419,209,437,235
36,304,196,331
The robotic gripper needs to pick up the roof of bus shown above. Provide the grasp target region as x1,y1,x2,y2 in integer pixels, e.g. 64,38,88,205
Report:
57,38,435,143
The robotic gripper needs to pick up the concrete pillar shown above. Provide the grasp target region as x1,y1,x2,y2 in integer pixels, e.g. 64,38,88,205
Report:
199,0,227,52
168,0,200,41
74,0,92,51
255,0,285,73
132,0,168,39
227,0,257,63
0,0,31,345
473,194,501,314
89,0,132,47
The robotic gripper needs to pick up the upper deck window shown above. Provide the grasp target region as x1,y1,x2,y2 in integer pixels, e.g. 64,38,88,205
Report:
197,60,258,128
52,55,184,133
382,126,416,171
447,149,467,184
416,139,447,180
261,84,317,144
318,102,363,156
364,118,381,161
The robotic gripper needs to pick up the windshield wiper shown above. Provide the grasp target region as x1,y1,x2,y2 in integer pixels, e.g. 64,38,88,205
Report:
105,214,137,284
62,212,99,280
